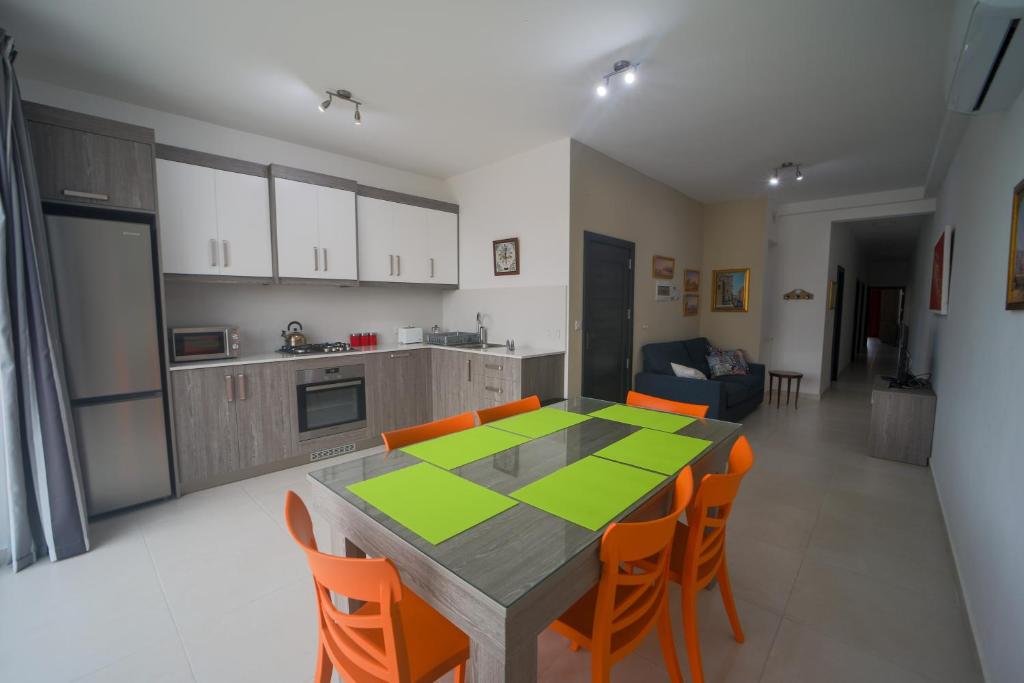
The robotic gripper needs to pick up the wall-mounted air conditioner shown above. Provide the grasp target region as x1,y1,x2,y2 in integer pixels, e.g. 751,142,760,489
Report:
948,0,1024,113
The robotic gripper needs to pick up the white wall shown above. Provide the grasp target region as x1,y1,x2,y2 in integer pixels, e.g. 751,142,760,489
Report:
767,189,935,395
442,139,571,351
19,79,452,201
905,89,1024,683
165,281,444,352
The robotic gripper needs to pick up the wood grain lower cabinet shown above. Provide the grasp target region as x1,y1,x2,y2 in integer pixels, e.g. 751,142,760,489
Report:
171,362,292,492
370,349,432,434
431,350,565,419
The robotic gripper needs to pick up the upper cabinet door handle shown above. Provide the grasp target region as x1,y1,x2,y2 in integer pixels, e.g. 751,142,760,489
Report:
314,246,320,271
222,240,229,268
322,248,328,272
210,238,218,267
430,257,435,278
389,254,394,276
62,189,109,201
396,254,401,277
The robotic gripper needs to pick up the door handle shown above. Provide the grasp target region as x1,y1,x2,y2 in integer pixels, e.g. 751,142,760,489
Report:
430,257,435,278
396,254,401,276
210,238,218,267
222,240,229,268
485,363,503,371
62,189,109,201
484,386,503,394
236,373,247,400
389,254,394,276
314,246,320,271
225,375,234,402
389,353,411,359
466,358,472,382
322,248,328,272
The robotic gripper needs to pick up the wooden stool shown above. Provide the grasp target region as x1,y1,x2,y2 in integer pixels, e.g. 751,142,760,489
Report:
768,371,803,409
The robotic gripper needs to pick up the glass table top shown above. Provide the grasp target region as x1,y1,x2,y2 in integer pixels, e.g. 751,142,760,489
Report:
309,397,741,607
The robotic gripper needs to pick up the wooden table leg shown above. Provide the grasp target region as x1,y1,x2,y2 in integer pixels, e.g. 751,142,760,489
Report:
331,529,366,613
774,376,780,408
786,377,792,406
468,629,538,682
795,377,801,409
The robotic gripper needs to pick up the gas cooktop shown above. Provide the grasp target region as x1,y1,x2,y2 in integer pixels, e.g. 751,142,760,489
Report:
277,342,355,355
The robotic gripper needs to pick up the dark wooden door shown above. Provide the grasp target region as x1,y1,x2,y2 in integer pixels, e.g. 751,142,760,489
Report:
830,266,845,382
582,232,635,402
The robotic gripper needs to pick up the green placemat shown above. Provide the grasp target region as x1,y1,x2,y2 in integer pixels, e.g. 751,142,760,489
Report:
593,428,712,475
488,407,593,439
510,456,666,531
402,426,532,470
589,404,696,433
347,463,517,544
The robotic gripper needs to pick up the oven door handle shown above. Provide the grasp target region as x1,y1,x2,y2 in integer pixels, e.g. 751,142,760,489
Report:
303,380,364,392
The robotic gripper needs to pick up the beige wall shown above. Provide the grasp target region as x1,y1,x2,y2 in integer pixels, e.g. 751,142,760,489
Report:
568,141,704,396
700,199,768,361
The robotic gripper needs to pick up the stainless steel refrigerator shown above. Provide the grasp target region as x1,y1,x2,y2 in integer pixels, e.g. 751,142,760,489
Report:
46,213,172,515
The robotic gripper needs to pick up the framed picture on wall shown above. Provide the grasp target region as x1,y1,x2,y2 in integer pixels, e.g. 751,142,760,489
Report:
711,268,750,312
683,293,699,316
1007,178,1024,310
683,269,700,292
929,226,953,314
493,237,520,276
652,255,675,279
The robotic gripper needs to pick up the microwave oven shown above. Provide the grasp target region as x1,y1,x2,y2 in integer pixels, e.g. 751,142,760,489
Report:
170,326,241,362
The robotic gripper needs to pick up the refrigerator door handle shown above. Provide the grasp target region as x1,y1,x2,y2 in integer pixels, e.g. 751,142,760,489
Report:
225,374,234,402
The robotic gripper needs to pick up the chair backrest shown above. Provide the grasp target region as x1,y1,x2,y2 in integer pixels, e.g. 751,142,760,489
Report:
627,390,709,419
476,395,541,425
382,411,475,451
591,468,694,661
285,491,411,682
682,436,755,590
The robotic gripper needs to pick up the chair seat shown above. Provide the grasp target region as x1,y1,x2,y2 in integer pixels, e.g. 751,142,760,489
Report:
354,587,469,683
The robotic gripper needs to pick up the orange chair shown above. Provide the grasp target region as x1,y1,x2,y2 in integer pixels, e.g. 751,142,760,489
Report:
382,411,475,451
671,436,755,683
626,390,709,418
475,395,541,425
548,468,694,683
284,491,470,683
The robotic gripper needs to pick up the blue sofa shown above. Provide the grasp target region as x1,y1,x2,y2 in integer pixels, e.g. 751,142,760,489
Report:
634,338,765,421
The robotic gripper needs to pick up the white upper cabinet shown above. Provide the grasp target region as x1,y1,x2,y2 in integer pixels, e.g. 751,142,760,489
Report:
213,171,272,277
273,176,357,281
156,158,272,277
357,195,458,285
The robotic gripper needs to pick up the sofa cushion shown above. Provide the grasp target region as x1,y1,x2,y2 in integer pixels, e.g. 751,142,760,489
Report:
681,338,713,377
642,341,689,375
707,349,750,377
671,362,707,380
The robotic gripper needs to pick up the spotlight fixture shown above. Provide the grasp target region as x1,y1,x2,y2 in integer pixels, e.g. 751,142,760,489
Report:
594,59,639,98
318,89,364,125
768,161,804,187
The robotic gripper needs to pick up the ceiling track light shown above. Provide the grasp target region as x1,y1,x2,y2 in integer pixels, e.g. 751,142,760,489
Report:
318,89,364,125
768,161,804,187
595,59,639,97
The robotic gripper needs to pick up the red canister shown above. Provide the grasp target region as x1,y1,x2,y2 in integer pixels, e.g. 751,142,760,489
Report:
368,332,378,346
349,333,360,347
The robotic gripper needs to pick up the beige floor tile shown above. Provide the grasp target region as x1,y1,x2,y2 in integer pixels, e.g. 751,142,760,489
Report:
725,533,804,614
761,618,932,683
73,637,195,683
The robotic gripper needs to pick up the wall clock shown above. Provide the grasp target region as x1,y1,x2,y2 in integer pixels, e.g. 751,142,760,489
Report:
493,237,520,276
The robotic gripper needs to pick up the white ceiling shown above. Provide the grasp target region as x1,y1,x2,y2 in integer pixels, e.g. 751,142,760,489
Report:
2,0,953,202
842,214,932,260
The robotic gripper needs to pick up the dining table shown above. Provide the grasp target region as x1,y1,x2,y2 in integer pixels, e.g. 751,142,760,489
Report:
308,396,742,682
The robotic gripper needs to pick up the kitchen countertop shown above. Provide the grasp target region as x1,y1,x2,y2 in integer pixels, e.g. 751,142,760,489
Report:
168,342,565,371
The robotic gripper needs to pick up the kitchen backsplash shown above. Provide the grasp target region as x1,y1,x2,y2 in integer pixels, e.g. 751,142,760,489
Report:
164,281,445,352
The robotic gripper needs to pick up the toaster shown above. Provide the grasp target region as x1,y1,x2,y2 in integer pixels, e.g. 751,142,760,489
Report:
397,326,424,344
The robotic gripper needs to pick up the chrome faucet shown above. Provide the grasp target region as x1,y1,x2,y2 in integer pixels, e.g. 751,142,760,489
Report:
476,312,487,345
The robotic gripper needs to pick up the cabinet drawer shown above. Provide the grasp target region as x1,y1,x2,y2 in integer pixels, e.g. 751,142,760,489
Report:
29,121,155,211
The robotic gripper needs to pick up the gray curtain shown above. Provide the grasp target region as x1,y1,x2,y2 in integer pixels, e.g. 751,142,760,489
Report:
0,29,89,571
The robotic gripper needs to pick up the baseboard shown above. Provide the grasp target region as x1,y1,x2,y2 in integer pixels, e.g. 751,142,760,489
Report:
932,472,988,681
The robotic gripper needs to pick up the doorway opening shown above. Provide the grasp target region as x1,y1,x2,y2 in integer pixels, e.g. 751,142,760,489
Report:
830,266,846,382
581,231,635,402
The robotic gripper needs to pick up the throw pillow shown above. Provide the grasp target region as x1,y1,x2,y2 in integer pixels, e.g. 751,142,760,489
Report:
706,349,750,377
670,362,707,380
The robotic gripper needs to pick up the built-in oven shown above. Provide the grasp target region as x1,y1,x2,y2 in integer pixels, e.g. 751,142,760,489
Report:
295,364,367,440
